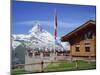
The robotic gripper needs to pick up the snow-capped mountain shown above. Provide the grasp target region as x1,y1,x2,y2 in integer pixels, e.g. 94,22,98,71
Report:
12,40,21,49
12,23,67,51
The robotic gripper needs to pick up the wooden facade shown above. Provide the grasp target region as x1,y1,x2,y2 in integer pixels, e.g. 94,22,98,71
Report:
61,20,96,58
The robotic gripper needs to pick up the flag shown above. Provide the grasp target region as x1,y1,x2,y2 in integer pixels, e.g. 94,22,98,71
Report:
54,9,58,40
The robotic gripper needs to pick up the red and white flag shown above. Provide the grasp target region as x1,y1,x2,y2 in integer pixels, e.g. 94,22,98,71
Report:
54,9,58,40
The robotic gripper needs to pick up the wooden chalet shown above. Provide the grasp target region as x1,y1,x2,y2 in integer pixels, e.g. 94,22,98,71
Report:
61,20,96,59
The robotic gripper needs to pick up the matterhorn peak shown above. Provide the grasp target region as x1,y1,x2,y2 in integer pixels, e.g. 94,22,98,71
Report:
28,22,42,34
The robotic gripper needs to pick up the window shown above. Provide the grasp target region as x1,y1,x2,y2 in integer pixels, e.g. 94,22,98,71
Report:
84,32,93,40
76,47,80,52
27,50,33,57
85,47,90,52
88,32,93,39
76,44,80,52
28,52,33,57
85,43,91,52
43,52,50,57
35,52,40,56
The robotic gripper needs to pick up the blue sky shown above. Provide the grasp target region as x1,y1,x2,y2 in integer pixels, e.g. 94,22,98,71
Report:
12,1,96,37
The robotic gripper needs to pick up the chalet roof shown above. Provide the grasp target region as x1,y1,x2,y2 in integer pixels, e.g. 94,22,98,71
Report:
61,20,96,42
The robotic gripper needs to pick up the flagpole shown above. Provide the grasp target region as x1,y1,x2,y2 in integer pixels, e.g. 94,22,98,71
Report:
54,9,57,60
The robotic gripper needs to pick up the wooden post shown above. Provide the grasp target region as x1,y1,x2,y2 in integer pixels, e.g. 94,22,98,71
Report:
88,55,91,64
88,51,91,64
18,65,21,69
41,61,44,72
75,60,78,70
70,45,73,61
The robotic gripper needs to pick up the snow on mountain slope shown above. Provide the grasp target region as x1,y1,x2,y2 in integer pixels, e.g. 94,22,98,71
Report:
61,42,70,50
28,24,42,34
12,23,67,51
12,40,21,49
